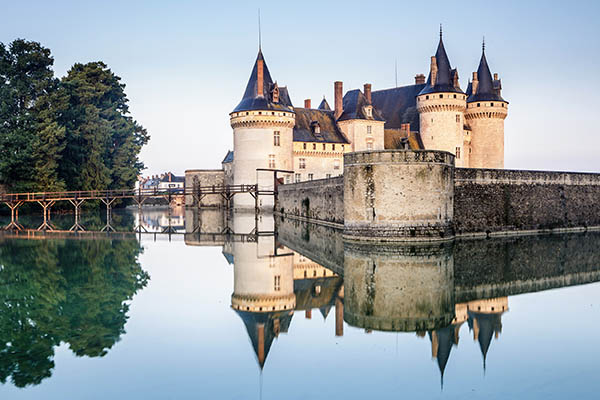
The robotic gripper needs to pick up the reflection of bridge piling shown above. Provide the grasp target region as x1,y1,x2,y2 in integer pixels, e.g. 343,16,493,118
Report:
1,184,277,232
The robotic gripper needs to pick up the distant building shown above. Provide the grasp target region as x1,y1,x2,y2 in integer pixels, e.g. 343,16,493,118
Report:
157,172,184,191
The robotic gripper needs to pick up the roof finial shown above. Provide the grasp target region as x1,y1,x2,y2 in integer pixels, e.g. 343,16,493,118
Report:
440,24,443,39
482,36,485,52
258,9,262,51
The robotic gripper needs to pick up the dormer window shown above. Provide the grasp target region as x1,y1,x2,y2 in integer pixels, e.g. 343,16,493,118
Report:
364,106,373,118
272,83,279,103
311,121,322,139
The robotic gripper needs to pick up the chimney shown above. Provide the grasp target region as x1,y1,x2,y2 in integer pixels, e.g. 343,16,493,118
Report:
335,296,344,337
472,71,479,94
364,83,372,104
304,99,311,109
430,56,438,86
401,123,411,134
493,73,499,81
257,59,264,97
415,74,426,84
334,81,343,120
305,309,312,319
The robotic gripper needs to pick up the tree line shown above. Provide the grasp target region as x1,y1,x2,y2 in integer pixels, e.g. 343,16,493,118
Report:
0,39,149,193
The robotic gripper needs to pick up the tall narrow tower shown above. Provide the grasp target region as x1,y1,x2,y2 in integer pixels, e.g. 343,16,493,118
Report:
230,50,295,209
465,44,508,169
416,30,468,166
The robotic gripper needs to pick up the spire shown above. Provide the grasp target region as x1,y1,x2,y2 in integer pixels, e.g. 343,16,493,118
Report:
418,28,463,95
318,97,331,111
232,49,294,113
467,41,506,103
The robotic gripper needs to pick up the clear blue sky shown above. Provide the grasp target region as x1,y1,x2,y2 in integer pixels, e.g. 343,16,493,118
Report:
2,0,599,174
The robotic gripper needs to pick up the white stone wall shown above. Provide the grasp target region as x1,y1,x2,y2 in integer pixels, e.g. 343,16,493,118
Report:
417,93,467,167
230,111,295,209
338,119,385,152
231,212,296,312
465,101,508,169
291,141,346,182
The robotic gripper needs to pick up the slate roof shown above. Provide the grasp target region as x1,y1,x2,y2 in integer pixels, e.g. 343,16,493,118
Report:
235,310,293,369
293,108,350,143
159,173,184,183
222,150,234,164
419,35,464,95
429,324,460,389
372,84,425,130
338,89,385,122
232,50,294,113
467,311,503,370
318,97,331,111
466,50,507,103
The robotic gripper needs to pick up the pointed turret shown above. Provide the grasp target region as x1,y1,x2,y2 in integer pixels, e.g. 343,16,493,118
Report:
467,45,506,103
419,29,463,95
464,41,509,169
232,50,294,113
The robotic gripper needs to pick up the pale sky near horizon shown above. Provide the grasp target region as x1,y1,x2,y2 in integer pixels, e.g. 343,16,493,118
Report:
2,0,599,175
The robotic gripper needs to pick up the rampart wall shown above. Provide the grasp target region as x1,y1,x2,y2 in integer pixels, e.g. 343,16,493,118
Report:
276,176,344,226
184,169,224,207
277,150,600,240
454,168,600,236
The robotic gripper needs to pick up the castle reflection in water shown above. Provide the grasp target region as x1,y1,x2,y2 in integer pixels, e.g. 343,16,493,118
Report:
176,208,600,383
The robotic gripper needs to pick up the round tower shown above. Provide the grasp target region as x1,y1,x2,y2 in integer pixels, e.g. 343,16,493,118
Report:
230,213,295,368
465,44,508,169
416,31,468,167
230,50,295,209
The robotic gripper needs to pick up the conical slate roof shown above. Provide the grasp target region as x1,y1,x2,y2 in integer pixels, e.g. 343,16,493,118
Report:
232,50,294,113
318,97,331,111
419,34,463,95
467,49,506,103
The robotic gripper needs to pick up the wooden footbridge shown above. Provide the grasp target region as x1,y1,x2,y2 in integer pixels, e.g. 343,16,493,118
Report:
1,184,274,231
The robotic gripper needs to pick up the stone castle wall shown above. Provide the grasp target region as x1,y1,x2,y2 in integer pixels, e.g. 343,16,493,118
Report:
454,168,600,236
184,169,225,207
276,176,344,225
277,150,600,240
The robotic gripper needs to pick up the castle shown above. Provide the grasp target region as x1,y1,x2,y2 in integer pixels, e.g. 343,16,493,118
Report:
227,30,508,208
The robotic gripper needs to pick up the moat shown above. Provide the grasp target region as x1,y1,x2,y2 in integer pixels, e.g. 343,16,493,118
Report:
0,208,598,399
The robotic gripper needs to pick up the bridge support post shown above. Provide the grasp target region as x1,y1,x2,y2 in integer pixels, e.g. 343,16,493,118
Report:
4,201,24,230
68,199,86,231
37,200,56,231
100,198,115,232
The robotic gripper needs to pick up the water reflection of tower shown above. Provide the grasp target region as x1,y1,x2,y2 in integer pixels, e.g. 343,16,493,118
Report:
230,213,295,368
425,297,508,386
467,297,508,371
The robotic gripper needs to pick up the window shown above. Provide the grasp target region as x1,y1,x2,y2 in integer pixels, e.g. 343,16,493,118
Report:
322,143,326,150
308,173,314,181
365,107,372,117
456,114,460,123
439,94,443,98
490,103,494,107
367,126,372,135
326,173,331,179
455,147,461,159
268,154,276,168
274,131,280,146
477,103,481,107
303,143,307,150
299,158,306,169
426,95,429,100
312,143,316,150
285,176,291,184
332,144,336,150
274,275,281,291
295,173,301,182
341,145,344,151
454,94,457,99
367,141,373,150
334,159,340,170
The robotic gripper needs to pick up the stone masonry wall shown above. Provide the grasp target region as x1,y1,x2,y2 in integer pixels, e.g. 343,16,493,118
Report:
454,168,600,235
277,176,344,225
184,169,225,207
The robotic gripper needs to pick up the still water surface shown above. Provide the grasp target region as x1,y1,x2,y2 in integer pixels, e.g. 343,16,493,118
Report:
0,208,598,399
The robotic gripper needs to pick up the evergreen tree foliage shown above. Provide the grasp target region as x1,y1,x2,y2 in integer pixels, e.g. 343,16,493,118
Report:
0,39,148,193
